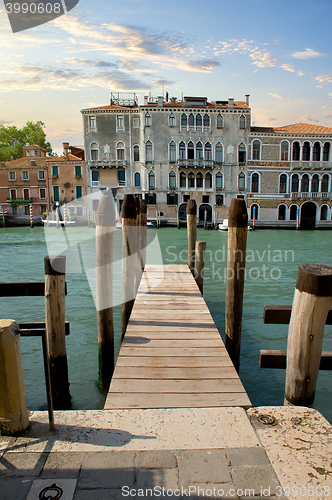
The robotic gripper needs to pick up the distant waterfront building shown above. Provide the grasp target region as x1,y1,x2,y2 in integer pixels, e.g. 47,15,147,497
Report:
81,93,332,228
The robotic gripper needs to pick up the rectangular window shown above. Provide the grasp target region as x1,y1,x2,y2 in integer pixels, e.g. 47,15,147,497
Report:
202,195,210,204
167,193,178,205
24,205,30,216
76,207,83,216
12,205,18,215
75,165,82,177
23,188,30,200
117,115,124,131
91,170,99,182
52,166,59,177
145,193,156,205
39,188,46,199
118,170,126,186
53,185,59,202
216,194,224,206
76,185,83,199
9,171,16,181
10,189,16,200
38,170,45,181
183,194,190,202
89,116,96,129
133,118,139,128
41,205,47,215
22,171,29,180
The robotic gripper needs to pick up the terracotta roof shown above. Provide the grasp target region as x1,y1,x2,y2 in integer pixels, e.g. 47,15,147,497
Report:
46,154,83,162
4,158,47,167
81,104,138,111
251,123,332,135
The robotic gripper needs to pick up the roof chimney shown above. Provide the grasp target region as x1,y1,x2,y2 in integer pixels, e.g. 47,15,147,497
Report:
158,96,163,107
144,96,148,105
62,142,69,159
245,94,250,106
228,98,234,109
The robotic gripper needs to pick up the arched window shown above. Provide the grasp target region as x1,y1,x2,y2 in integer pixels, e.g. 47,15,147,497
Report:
323,142,330,161
321,174,329,192
238,144,246,163
90,142,99,160
188,113,195,129
180,172,186,188
311,174,319,193
205,172,212,189
301,174,309,192
169,114,175,127
278,205,286,221
215,144,223,163
188,172,195,188
169,142,176,162
169,171,176,188
252,140,260,160
204,142,212,160
291,174,299,193
188,141,194,160
145,113,151,126
217,114,223,128
251,173,259,193
181,113,187,128
203,114,210,128
145,141,153,162
239,115,246,129
133,145,139,162
279,174,287,193
196,172,203,188
134,172,141,187
302,142,310,161
290,205,298,221
148,170,155,188
117,142,124,160
216,172,223,189
292,142,300,161
179,141,186,159
196,114,202,128
321,205,328,221
281,141,289,161
313,142,321,161
196,141,203,160
251,204,259,220
238,172,246,190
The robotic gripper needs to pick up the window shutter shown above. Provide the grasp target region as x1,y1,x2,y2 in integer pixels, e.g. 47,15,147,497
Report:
175,194,178,205
167,194,170,205
144,193,148,203
153,193,156,205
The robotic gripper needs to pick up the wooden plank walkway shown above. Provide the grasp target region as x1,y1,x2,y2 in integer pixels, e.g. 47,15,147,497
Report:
104,264,251,409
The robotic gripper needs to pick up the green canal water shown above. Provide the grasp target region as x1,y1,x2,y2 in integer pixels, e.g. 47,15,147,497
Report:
0,226,331,421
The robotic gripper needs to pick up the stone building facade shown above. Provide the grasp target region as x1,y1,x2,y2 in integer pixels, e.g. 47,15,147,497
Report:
81,94,332,228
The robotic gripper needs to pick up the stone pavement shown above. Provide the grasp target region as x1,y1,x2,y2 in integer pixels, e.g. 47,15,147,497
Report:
0,406,331,500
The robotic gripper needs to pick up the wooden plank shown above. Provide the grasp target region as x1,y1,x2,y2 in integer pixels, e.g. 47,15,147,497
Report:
116,356,234,368
110,378,245,393
264,304,332,325
105,392,251,409
122,338,223,348
18,322,70,336
260,349,332,370
119,347,228,357
123,331,219,339
113,366,239,379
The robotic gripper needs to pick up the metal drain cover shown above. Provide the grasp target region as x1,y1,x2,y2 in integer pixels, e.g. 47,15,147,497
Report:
258,414,275,425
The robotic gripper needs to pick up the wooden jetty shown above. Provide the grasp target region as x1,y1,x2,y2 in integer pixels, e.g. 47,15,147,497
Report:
105,264,251,409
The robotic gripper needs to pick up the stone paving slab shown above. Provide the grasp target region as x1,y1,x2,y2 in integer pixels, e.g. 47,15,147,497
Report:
248,406,332,500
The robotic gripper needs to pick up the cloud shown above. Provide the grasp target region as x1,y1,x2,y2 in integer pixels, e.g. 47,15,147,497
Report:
268,117,277,122
292,48,323,59
300,115,319,123
268,93,283,100
316,75,332,85
180,59,221,72
249,50,277,68
325,115,332,119
329,93,332,98
66,58,117,68
279,63,295,73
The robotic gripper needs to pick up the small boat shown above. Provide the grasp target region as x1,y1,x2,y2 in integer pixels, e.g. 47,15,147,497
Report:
42,219,76,226
116,219,154,228
218,219,228,231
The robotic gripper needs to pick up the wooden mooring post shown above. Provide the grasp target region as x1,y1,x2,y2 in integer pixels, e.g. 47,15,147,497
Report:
195,241,206,294
225,197,248,373
121,194,137,339
140,199,147,271
44,255,71,409
96,190,115,390
187,199,197,275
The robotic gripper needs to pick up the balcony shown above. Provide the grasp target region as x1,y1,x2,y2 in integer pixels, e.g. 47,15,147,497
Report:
177,159,214,168
6,199,32,204
87,160,127,168
290,192,331,200
290,161,332,171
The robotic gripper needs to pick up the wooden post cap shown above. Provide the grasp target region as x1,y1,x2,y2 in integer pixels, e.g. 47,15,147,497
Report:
228,198,248,228
186,199,197,214
296,263,332,297
44,255,66,275
134,196,141,216
140,199,147,214
95,191,115,227
122,194,137,219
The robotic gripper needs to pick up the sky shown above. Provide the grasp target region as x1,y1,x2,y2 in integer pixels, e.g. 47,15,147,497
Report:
0,0,332,154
